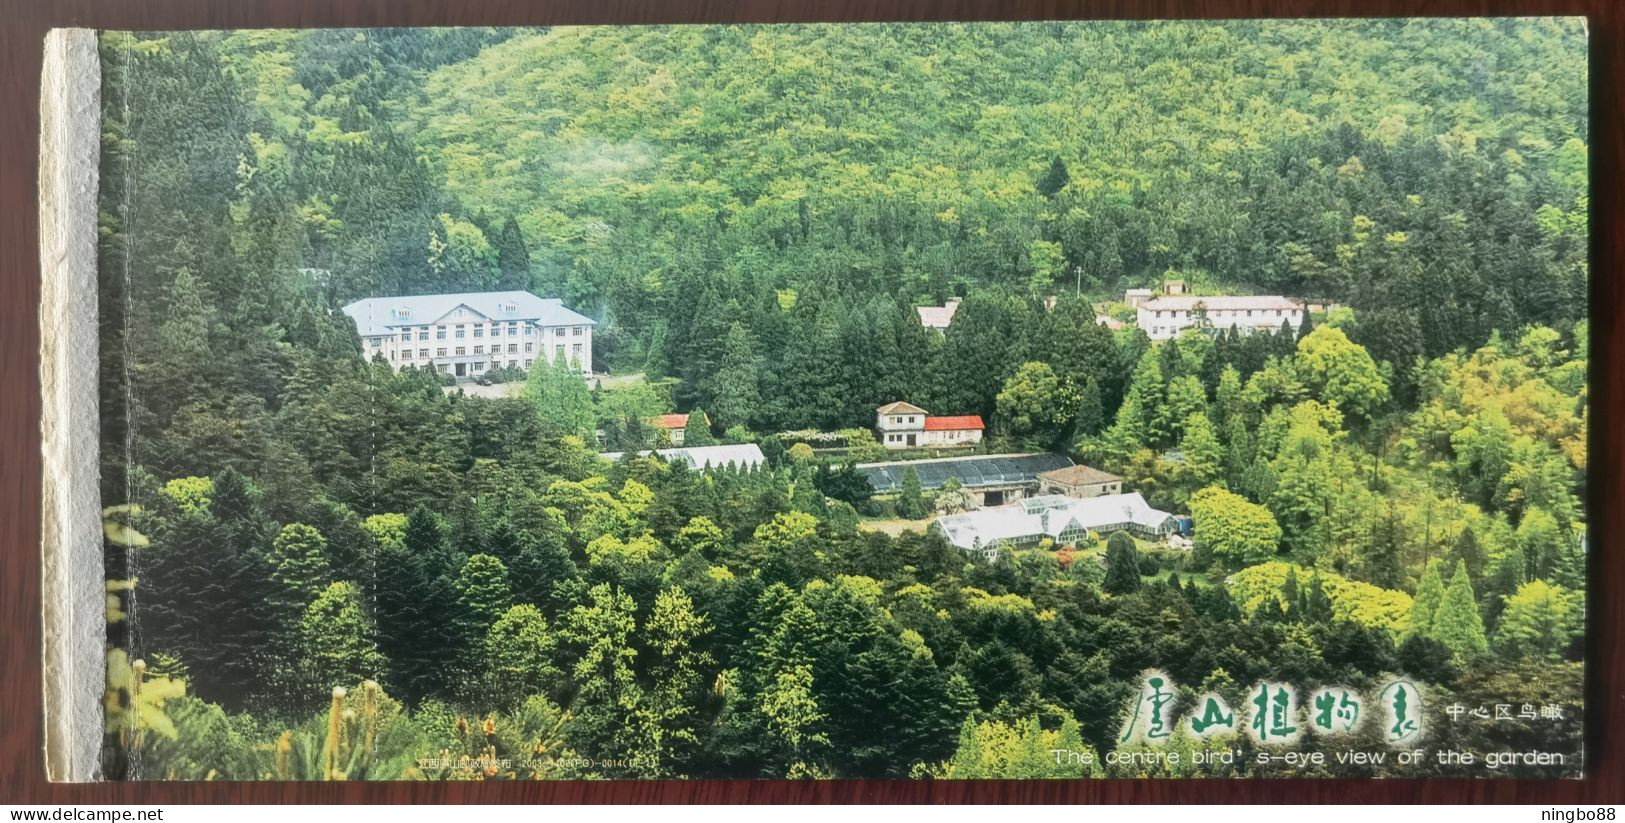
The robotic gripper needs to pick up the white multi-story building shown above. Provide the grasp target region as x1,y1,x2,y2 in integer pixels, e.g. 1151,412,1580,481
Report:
1135,294,1304,341
343,290,595,380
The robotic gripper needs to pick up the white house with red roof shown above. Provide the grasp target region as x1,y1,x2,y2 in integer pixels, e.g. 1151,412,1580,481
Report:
876,402,984,450
649,411,705,446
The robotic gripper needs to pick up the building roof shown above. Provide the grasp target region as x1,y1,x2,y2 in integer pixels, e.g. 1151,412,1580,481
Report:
1037,464,1123,486
923,415,986,431
598,443,765,472
934,492,1175,551
343,291,596,336
916,301,961,329
877,401,929,415
1095,315,1125,330
1138,295,1301,313
650,413,689,430
857,452,1073,493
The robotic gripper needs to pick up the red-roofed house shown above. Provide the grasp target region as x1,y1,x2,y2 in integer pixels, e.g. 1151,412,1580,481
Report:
650,412,705,446
876,402,984,449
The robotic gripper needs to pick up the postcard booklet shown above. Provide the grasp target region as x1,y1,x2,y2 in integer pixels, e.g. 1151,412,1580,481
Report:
41,19,1588,781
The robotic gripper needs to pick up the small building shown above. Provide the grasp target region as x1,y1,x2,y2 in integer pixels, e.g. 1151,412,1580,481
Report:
1095,315,1125,331
933,493,1179,561
1036,464,1124,498
1124,288,1155,308
599,443,765,472
923,415,985,447
916,297,962,331
875,402,983,449
876,401,930,448
857,452,1074,509
649,412,704,446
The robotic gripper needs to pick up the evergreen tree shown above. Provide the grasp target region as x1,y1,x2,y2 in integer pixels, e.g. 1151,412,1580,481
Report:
455,553,514,629
1429,560,1489,659
896,467,928,520
563,584,655,777
482,603,561,709
1071,378,1106,441
1103,532,1142,594
710,322,763,430
1037,155,1070,198
494,215,532,290
683,408,717,446
645,587,714,776
1405,560,1446,642
298,581,386,693
269,523,332,607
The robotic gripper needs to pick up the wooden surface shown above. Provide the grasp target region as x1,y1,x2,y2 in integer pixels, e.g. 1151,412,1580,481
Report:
1,0,1620,804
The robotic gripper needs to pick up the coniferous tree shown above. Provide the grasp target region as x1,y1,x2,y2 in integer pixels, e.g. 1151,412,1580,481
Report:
455,553,514,629
1429,560,1489,659
298,581,386,693
1405,560,1446,642
710,322,763,430
896,467,928,520
1037,155,1070,198
683,408,717,446
494,215,532,290
1103,532,1142,594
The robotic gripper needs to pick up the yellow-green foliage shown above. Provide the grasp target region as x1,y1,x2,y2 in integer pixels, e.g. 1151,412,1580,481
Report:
960,587,1039,616
106,651,186,748
160,476,214,514
361,513,408,552
1228,562,1413,636
585,532,665,567
945,714,1100,778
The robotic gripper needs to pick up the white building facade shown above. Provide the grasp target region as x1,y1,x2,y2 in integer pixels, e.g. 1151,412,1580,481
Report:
343,291,595,380
1135,294,1304,341
875,402,984,450
933,493,1178,561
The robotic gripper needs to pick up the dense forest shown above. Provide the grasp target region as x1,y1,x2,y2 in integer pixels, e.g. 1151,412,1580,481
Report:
98,20,1588,780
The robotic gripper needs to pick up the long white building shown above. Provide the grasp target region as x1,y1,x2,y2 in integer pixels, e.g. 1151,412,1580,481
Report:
933,493,1178,561
1135,294,1303,341
343,291,594,380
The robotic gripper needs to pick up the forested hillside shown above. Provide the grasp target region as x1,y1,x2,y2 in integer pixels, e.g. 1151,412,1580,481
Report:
97,21,1588,781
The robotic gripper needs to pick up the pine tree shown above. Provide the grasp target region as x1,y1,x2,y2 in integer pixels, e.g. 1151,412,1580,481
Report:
645,587,714,776
298,581,386,693
1178,413,1224,487
494,215,532,290
1429,560,1488,659
710,322,762,430
1405,560,1446,641
896,467,928,520
482,603,561,709
1103,532,1142,594
1037,155,1070,198
683,407,717,446
563,584,655,777
375,506,468,704
455,553,514,629
270,523,332,607
1071,378,1106,441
